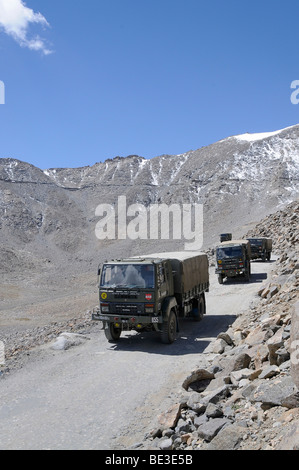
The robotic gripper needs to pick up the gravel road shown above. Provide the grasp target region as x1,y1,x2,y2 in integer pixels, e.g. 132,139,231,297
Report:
0,261,275,450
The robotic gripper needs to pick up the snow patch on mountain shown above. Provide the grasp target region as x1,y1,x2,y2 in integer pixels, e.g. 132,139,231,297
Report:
232,124,298,142
227,130,299,196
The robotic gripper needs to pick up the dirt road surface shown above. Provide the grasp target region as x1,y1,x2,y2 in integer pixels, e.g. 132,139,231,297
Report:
0,260,275,450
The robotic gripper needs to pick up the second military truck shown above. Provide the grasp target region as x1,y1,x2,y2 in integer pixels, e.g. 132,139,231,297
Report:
247,237,272,262
92,252,209,344
215,239,251,284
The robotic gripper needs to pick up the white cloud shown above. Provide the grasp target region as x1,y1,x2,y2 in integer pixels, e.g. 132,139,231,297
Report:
0,0,52,55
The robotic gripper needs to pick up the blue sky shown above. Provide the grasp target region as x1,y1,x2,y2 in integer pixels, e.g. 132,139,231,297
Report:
0,0,299,169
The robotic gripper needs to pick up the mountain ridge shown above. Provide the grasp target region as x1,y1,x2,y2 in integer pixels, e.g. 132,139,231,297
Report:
0,123,298,278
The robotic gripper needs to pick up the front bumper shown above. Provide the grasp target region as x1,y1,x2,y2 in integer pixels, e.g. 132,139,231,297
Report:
92,313,163,325
250,254,262,259
215,268,245,277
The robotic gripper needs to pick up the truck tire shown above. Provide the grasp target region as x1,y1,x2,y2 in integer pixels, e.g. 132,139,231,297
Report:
193,294,206,321
161,309,177,344
218,274,224,284
105,323,122,342
267,252,271,261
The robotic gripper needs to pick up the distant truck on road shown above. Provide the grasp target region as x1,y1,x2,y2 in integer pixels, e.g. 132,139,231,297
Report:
246,238,272,262
92,252,209,344
215,239,251,284
220,233,232,242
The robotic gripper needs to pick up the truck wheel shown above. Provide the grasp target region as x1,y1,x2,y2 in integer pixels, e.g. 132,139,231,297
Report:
267,252,271,261
105,323,122,342
193,294,206,321
218,274,224,284
161,309,177,344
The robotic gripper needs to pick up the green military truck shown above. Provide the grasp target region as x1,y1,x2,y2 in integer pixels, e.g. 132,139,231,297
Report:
215,239,251,284
246,237,272,262
92,252,209,344
220,233,232,242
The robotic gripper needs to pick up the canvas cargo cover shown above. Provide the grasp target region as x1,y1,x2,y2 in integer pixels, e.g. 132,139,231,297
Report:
247,237,272,251
136,251,209,295
259,238,272,251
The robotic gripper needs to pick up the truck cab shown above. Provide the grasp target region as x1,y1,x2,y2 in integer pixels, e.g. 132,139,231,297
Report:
94,259,164,338
92,252,209,344
215,240,251,284
220,233,232,242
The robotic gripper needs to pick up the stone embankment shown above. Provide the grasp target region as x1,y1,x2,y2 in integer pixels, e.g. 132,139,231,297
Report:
144,200,299,451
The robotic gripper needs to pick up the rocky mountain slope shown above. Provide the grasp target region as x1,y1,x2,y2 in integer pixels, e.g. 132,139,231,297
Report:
1,124,299,274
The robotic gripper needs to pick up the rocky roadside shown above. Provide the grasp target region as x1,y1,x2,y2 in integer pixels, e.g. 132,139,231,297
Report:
0,308,99,375
142,200,299,451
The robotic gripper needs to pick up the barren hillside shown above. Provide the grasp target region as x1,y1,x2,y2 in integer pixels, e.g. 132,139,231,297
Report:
0,124,298,332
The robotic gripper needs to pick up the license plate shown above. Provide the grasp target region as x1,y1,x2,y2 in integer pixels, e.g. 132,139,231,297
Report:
152,317,159,323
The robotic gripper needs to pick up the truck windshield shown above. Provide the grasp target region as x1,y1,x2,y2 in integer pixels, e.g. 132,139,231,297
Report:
100,264,155,289
248,239,263,246
221,234,231,240
217,246,243,259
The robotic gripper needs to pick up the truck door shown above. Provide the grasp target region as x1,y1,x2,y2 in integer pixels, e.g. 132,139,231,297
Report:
157,262,168,299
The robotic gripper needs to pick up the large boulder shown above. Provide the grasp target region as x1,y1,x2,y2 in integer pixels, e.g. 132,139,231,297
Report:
50,332,90,350
278,420,299,450
182,369,214,391
197,418,230,442
206,424,245,450
250,376,299,410
158,403,182,431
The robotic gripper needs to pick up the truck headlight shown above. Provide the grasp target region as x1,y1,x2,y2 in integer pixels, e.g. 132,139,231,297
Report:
101,303,109,313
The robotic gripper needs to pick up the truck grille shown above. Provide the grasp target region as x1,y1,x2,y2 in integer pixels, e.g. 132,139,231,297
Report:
222,259,239,268
114,291,138,299
114,304,142,315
